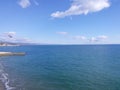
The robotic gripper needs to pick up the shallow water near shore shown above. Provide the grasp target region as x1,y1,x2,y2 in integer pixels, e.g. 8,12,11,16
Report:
0,45,120,90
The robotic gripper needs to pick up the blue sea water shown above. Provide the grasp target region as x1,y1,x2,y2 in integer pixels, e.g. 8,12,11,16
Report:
0,45,120,90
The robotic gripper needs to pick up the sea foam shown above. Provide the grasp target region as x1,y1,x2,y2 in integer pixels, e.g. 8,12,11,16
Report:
0,63,15,90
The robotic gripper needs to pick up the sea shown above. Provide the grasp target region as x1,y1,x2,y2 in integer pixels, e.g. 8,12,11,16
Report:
0,45,120,90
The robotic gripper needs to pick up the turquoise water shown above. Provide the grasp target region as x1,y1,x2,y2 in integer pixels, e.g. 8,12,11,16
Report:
0,45,120,90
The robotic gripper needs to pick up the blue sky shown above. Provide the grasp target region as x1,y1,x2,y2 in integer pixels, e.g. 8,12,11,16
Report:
0,0,120,44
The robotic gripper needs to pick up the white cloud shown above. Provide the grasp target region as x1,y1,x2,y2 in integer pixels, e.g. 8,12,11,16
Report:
3,32,16,39
73,36,86,40
0,32,17,42
5,32,16,35
18,0,31,8
89,37,98,42
51,0,110,18
4,31,16,36
14,38,32,43
0,32,32,43
56,32,108,43
56,32,68,35
72,35,108,42
97,35,108,39
89,35,108,42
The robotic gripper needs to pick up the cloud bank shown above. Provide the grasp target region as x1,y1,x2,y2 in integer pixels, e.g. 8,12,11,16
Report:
51,0,110,18
56,31,108,43
89,35,108,42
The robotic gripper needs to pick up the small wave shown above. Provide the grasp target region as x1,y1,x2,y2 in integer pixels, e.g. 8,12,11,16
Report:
0,63,15,90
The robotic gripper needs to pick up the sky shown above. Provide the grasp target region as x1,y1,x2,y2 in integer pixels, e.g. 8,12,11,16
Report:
0,0,120,44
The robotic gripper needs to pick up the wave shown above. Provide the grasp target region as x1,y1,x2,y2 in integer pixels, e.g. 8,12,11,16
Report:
0,63,15,90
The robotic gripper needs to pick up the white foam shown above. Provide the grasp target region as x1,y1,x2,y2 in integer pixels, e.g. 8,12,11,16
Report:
0,63,15,90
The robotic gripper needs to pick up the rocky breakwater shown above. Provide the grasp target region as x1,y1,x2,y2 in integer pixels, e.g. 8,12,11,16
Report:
0,52,25,56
